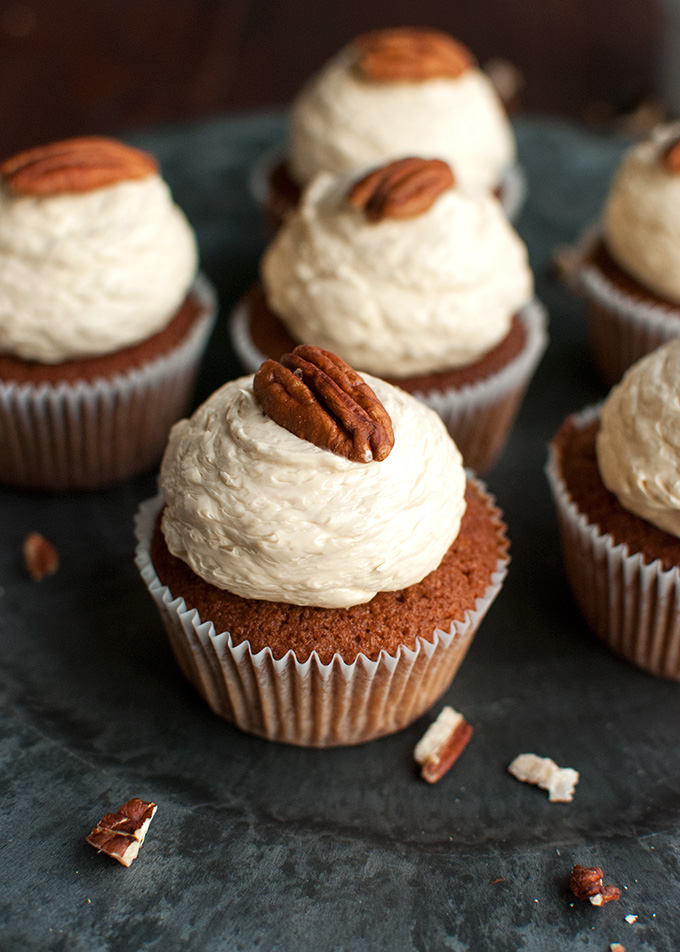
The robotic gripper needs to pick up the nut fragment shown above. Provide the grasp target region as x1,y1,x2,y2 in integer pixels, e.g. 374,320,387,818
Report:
508,753,579,802
253,345,394,463
347,157,455,222
1,136,158,196
86,797,157,867
23,532,58,581
414,706,473,783
354,28,474,82
570,865,620,906
663,135,680,173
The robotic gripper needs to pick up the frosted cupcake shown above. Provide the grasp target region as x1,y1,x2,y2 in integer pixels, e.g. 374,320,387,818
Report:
547,336,680,679
575,125,680,384
234,157,546,473
0,136,216,490
135,345,509,746
254,27,524,230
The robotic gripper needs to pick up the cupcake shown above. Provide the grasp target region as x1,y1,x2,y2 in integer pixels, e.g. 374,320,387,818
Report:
547,336,680,679
575,124,680,384
0,136,217,491
253,27,525,231
135,345,509,746
234,157,546,473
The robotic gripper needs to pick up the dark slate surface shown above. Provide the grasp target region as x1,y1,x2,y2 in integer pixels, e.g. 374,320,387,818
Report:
1,115,679,952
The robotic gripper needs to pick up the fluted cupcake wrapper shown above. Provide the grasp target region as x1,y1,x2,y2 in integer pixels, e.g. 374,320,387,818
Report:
249,142,528,232
231,298,547,474
576,226,680,385
546,404,680,680
134,482,509,747
0,274,217,491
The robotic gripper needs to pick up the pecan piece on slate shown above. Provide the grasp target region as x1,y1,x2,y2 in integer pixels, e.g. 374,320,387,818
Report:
570,865,620,906
86,798,157,868
413,706,473,783
253,345,394,463
354,27,474,82
1,136,158,196
347,157,455,222
23,532,58,581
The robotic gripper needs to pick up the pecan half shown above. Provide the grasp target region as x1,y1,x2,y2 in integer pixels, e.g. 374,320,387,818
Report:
663,135,680,173
347,157,454,222
570,865,620,906
1,136,158,196
86,797,157,868
23,532,58,581
354,28,474,82
253,345,394,463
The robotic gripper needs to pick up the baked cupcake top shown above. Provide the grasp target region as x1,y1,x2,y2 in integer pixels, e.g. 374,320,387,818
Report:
160,345,467,608
261,158,533,377
597,336,680,537
289,28,515,194
603,124,680,305
0,136,198,363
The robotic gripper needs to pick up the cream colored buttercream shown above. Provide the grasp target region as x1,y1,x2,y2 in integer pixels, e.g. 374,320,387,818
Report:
261,172,533,376
0,174,198,362
597,337,680,537
604,124,680,305
160,373,467,608
289,45,515,194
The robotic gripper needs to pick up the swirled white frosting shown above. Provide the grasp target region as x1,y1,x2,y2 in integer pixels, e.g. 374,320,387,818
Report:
604,124,680,304
597,337,680,537
261,172,533,376
0,174,198,362
289,45,515,194
160,373,467,608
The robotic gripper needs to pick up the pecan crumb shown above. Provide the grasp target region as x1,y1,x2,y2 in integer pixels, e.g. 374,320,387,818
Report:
86,797,157,867
23,532,58,581
508,753,579,802
414,705,473,783
570,865,620,906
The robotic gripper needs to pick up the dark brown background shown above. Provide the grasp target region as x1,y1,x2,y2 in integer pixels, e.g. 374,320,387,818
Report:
0,0,666,155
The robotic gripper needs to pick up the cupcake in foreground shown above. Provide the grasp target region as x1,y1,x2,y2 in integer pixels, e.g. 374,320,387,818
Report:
234,157,546,473
254,27,525,230
547,337,680,679
0,136,217,491
573,125,680,384
135,345,509,746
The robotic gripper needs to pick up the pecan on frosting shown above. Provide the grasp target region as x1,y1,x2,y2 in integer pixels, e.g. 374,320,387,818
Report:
354,27,474,82
0,136,158,196
253,345,394,462
347,157,455,222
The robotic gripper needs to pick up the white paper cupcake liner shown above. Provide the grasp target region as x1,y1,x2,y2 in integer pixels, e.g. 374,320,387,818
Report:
249,142,527,230
0,273,217,491
546,404,680,680
230,297,547,474
576,226,680,384
134,481,509,747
